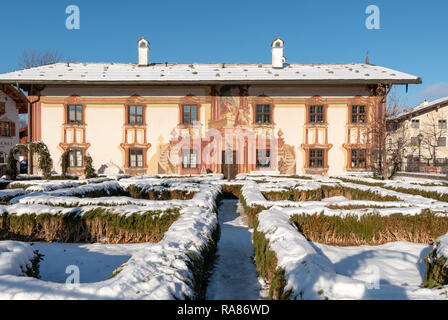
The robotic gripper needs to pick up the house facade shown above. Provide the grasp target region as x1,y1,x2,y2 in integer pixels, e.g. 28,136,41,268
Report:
0,38,421,178
0,84,27,173
388,97,448,173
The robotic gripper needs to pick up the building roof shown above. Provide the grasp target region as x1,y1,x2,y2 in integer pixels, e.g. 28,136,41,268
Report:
388,96,448,121
0,62,421,86
0,84,28,113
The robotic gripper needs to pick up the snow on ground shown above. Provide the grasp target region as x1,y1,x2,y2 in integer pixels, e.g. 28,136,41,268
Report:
0,241,36,276
32,243,146,283
312,242,430,287
207,200,266,300
256,205,448,300
0,182,221,300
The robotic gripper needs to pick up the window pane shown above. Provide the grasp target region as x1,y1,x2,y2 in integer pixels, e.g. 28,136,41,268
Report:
69,151,75,167
137,153,143,167
76,150,82,167
264,105,270,113
69,106,76,122
76,106,82,122
129,106,136,124
191,106,198,123
190,150,197,169
183,106,190,124
136,106,143,124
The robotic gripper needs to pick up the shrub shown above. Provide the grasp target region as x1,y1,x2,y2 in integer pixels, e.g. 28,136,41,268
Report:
252,217,291,300
423,245,448,288
290,210,448,246
84,155,97,179
1,209,180,244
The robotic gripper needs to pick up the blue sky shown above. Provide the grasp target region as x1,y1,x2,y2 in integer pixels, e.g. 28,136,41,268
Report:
1,0,447,108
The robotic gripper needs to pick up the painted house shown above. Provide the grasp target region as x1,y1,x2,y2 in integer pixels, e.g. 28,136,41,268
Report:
0,84,27,173
0,37,421,178
388,96,448,173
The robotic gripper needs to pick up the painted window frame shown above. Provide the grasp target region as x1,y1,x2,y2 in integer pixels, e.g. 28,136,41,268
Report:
181,105,200,125
351,149,367,169
68,148,84,168
256,149,271,168
309,149,324,168
67,105,84,124
128,105,144,125
182,149,198,169
254,104,272,124
309,105,325,124
129,149,144,168
351,105,367,124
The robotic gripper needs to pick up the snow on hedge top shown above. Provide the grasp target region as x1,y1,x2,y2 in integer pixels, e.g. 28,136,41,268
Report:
0,241,36,276
0,62,420,85
0,183,221,300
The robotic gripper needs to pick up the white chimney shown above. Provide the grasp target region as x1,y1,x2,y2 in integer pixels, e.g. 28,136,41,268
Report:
271,37,285,68
138,37,150,66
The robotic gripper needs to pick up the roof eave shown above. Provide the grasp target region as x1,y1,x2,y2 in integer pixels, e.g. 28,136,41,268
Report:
0,77,422,86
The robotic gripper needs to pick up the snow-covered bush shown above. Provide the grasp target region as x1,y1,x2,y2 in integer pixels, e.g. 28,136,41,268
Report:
424,233,448,287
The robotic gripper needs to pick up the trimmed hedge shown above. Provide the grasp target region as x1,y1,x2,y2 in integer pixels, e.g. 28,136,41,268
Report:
185,224,220,300
423,244,448,288
252,217,291,300
339,177,448,202
0,208,180,244
126,184,196,200
290,210,448,246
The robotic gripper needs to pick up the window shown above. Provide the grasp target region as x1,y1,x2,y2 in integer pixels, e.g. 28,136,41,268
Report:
0,122,11,137
182,105,198,125
410,137,420,147
309,105,324,123
256,149,271,168
439,120,447,129
309,149,324,168
255,104,271,124
411,119,420,129
182,149,197,169
351,105,367,123
129,149,144,168
351,149,367,168
68,149,83,168
438,137,447,147
67,105,83,124
128,106,144,125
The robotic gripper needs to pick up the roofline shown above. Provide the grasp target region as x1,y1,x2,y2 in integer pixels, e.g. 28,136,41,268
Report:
0,78,422,86
387,98,448,122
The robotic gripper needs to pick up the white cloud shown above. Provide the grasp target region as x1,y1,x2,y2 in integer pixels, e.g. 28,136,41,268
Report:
416,82,448,100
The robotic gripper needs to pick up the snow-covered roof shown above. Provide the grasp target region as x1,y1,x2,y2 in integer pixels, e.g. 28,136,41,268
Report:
389,96,448,121
0,62,421,86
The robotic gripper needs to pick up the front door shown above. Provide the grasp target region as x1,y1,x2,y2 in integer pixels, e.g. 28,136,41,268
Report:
222,151,238,180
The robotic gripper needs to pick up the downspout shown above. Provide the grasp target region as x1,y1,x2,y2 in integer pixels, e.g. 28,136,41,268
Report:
26,86,42,175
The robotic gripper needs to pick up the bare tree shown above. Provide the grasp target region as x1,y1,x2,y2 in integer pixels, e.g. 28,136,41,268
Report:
370,90,409,179
18,49,65,69
420,109,448,164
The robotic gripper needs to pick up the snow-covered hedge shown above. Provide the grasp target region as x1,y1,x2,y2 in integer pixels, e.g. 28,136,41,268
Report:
254,206,448,300
0,183,221,300
0,241,41,278
424,233,448,287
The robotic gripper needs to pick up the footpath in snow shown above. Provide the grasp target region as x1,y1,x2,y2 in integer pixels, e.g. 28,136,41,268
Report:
207,200,266,300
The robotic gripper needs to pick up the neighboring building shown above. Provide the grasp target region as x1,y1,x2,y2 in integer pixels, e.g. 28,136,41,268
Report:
0,85,28,174
0,37,420,178
388,97,448,173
